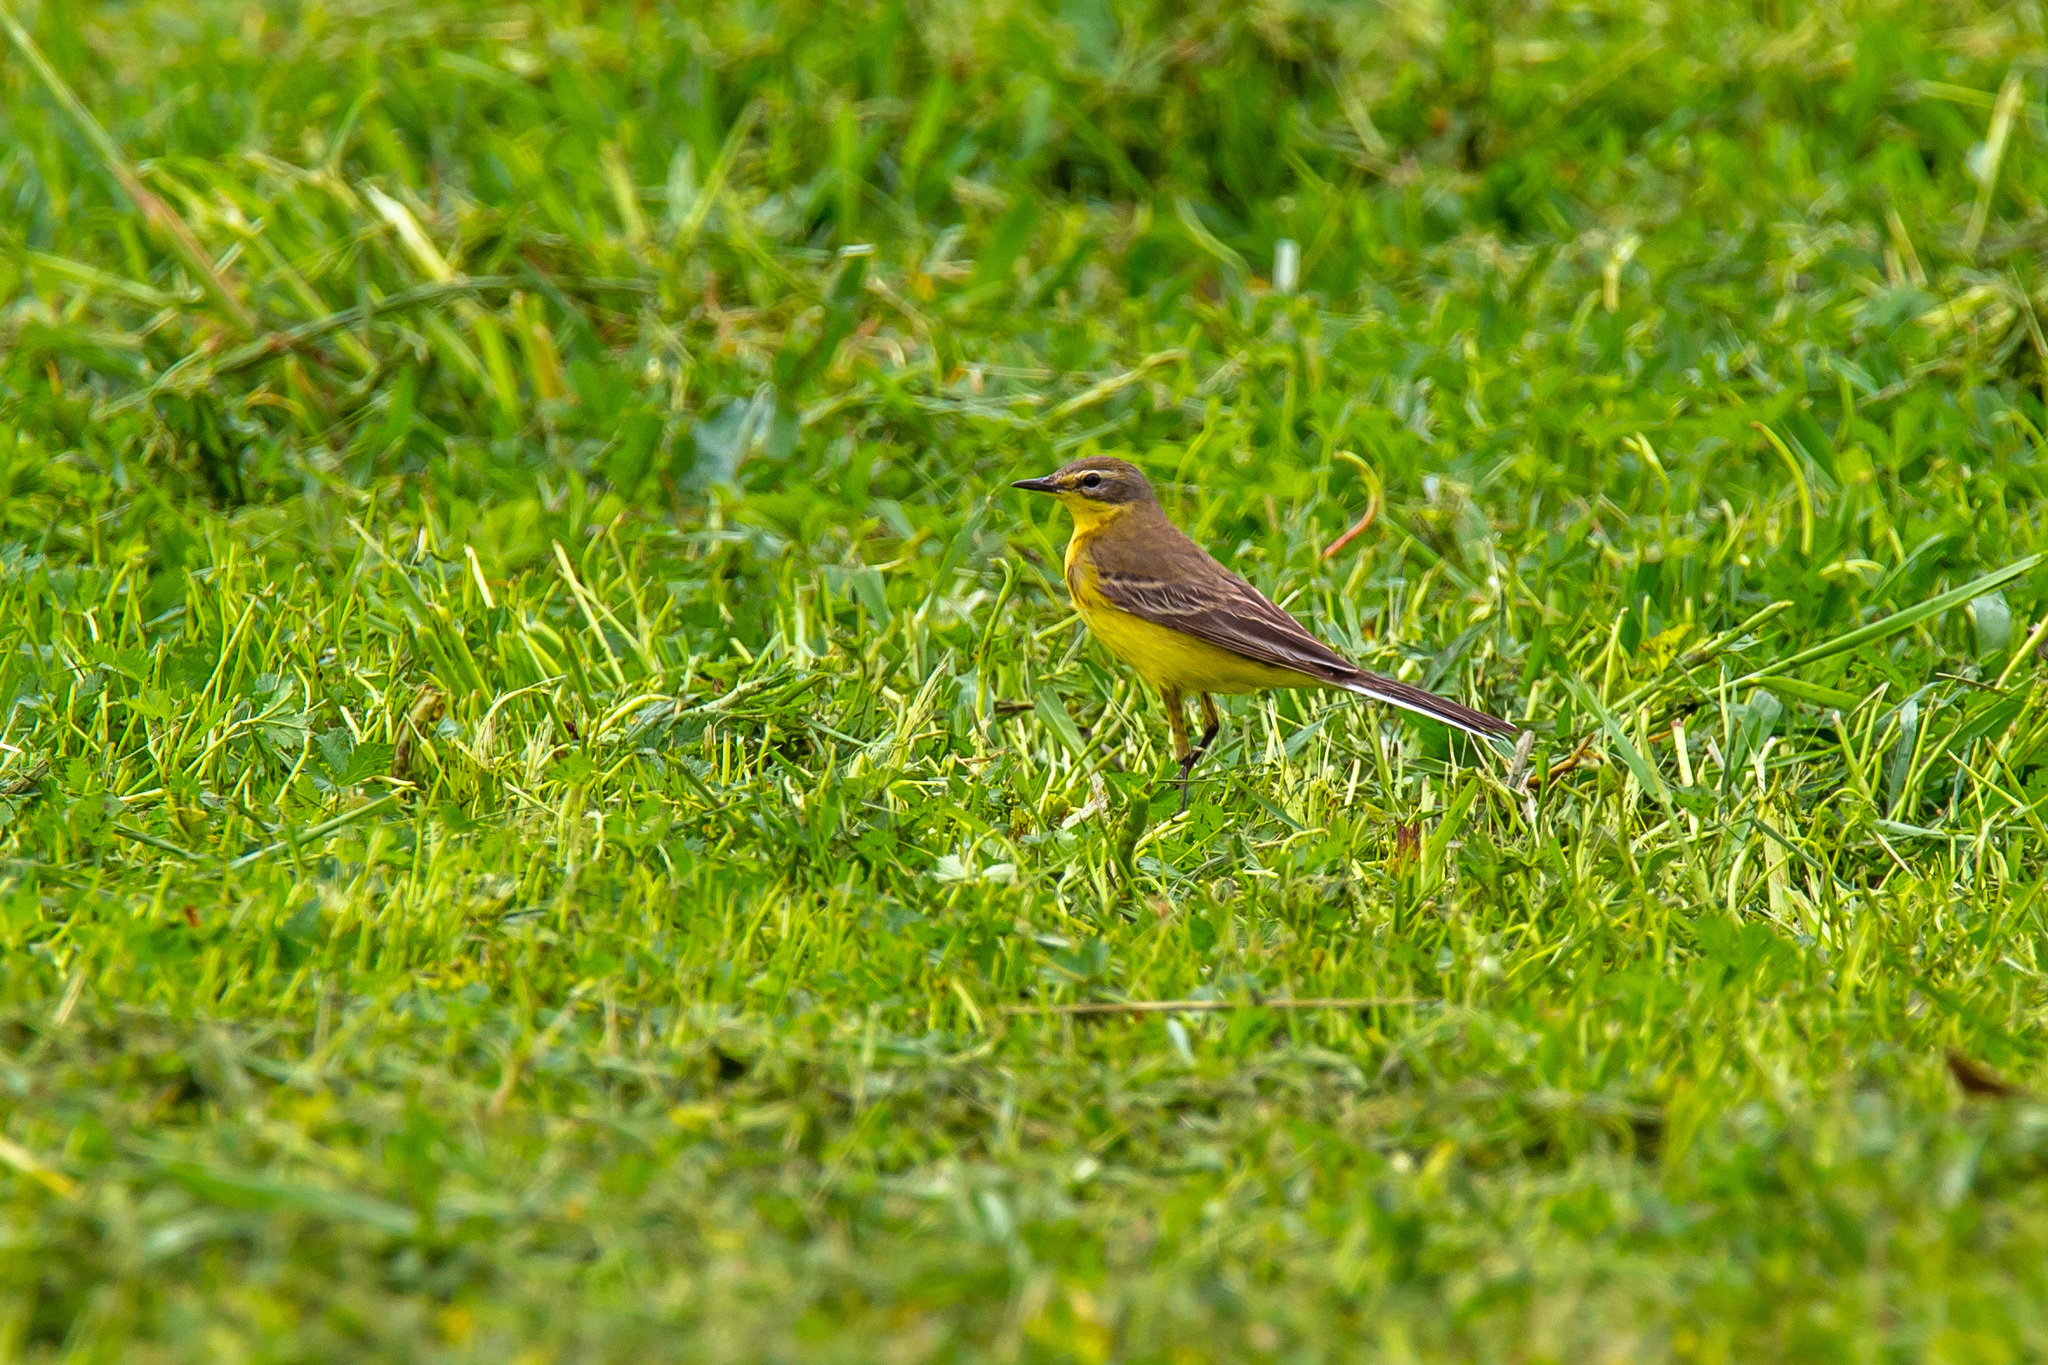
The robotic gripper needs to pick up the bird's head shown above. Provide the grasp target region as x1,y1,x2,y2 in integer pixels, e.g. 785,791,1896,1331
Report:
1011,457,1156,528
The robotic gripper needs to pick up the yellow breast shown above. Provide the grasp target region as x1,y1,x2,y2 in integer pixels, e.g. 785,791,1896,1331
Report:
1063,533,1313,696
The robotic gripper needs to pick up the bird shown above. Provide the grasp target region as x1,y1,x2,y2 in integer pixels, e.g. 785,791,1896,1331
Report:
1011,456,1516,811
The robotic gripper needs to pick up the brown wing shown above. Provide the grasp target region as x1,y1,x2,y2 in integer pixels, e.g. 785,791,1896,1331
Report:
1087,509,1516,737
1092,566,1358,683
1079,510,1358,680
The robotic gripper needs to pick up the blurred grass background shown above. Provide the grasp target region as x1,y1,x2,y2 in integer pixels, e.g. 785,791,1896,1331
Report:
5,0,2048,1359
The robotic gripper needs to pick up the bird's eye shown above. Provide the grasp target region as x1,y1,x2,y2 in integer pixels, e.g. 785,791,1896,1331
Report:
1081,473,1103,490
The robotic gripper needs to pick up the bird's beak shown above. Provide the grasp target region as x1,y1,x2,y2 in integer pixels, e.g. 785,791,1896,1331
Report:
1010,475,1060,493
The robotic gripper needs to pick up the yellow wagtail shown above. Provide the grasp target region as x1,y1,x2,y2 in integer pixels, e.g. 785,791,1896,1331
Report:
1012,456,1516,809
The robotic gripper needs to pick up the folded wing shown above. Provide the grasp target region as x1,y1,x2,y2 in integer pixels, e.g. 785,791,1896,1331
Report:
1092,570,1350,678
1093,562,1515,738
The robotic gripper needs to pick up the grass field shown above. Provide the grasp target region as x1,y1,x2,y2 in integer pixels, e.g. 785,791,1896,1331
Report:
6,0,2048,1358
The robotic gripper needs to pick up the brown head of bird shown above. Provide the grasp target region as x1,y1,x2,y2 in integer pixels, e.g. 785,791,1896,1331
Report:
1011,457,1157,532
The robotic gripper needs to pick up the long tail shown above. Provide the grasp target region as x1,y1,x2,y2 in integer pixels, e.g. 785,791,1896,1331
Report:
1336,671,1517,738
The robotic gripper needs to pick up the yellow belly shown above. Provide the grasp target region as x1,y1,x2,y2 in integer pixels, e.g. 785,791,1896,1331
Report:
1065,545,1318,696
1079,600,1310,693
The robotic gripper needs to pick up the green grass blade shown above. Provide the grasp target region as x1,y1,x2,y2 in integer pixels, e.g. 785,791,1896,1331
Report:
0,0,256,335
1732,554,2044,688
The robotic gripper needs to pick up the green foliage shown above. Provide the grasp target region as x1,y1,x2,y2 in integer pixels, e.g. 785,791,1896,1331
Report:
4,0,2048,1358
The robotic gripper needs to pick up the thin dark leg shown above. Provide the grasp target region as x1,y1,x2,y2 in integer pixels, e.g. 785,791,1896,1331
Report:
1176,693,1221,814
1195,694,1221,758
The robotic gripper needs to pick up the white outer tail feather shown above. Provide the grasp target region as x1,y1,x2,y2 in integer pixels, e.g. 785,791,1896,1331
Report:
1336,675,1516,740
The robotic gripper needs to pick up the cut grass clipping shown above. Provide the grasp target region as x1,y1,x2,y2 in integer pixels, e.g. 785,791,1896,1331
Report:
5,0,2048,1360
